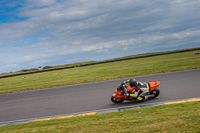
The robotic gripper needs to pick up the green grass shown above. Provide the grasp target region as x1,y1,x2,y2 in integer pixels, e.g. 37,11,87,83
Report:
0,51,200,94
1,47,198,78
0,101,199,133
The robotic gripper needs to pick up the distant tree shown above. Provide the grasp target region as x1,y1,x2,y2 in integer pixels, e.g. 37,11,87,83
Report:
43,66,53,69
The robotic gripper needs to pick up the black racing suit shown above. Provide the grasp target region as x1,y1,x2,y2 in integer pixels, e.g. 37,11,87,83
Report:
117,80,149,100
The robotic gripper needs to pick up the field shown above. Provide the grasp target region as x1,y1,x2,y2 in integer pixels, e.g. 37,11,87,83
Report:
0,50,200,94
0,49,200,132
0,101,199,133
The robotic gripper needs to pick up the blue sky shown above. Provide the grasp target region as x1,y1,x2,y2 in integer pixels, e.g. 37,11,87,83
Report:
0,0,200,73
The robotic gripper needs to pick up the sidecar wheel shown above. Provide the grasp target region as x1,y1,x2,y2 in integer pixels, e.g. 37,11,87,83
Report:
111,96,124,103
150,88,160,98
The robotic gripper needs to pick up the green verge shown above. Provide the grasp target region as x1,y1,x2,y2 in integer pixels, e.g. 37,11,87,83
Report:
0,51,200,94
0,101,199,133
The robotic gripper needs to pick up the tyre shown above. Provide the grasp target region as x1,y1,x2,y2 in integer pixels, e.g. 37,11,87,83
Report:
111,96,124,103
150,88,160,98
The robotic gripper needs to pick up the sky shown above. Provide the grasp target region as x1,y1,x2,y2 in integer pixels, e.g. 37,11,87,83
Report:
0,0,200,73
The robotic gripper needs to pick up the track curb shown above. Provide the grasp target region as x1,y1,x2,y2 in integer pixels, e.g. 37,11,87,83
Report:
1,97,199,127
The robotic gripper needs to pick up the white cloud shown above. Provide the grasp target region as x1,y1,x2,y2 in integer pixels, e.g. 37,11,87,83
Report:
24,0,57,8
0,0,200,73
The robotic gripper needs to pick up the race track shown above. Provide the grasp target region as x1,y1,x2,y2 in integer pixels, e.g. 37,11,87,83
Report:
0,69,200,123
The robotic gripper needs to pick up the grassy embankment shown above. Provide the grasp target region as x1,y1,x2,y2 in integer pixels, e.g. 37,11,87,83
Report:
0,101,199,133
0,50,200,94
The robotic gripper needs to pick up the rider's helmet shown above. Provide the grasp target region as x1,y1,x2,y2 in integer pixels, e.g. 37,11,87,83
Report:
129,78,137,87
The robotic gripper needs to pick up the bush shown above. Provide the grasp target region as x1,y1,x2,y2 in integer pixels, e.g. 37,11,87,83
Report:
43,66,53,69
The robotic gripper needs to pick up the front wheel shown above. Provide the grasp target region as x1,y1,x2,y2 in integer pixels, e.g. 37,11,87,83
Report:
150,88,160,99
111,96,124,103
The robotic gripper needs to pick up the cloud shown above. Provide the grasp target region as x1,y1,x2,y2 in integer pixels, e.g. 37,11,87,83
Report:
0,0,200,73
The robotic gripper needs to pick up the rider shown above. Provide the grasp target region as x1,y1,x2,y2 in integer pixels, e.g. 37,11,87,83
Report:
117,78,150,101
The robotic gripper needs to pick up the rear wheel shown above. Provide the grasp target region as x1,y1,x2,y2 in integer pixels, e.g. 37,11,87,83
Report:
150,88,160,98
111,96,124,103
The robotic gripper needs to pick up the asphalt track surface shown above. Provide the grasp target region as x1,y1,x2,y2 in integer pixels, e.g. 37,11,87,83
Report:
0,69,200,123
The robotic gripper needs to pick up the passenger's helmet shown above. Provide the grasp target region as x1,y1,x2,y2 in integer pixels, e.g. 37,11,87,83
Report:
129,78,137,87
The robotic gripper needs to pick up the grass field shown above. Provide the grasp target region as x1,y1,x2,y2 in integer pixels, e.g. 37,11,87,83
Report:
0,101,199,133
0,50,200,94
